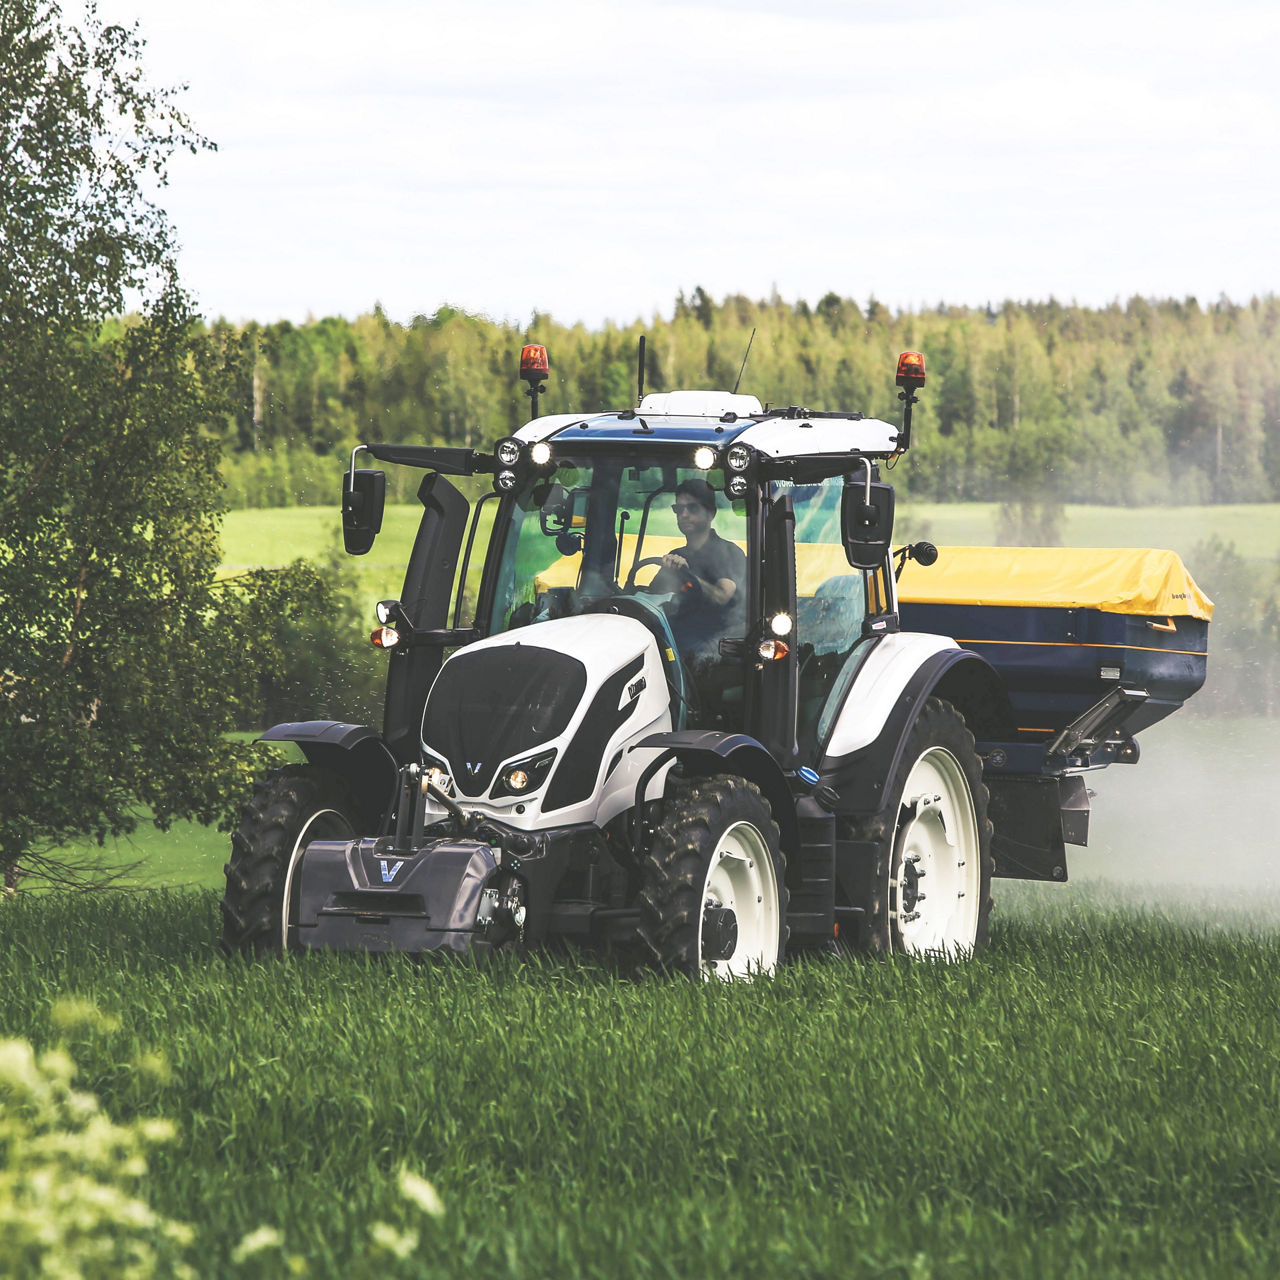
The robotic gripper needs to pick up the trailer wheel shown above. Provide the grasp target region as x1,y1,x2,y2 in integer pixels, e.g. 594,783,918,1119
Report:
848,697,994,959
219,764,359,958
638,776,788,980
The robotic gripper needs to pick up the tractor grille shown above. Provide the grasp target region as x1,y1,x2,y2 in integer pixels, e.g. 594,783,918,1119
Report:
421,645,587,796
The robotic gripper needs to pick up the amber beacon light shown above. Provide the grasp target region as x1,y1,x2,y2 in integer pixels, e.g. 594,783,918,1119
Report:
520,344,550,420
896,350,926,388
894,350,927,452
520,344,549,381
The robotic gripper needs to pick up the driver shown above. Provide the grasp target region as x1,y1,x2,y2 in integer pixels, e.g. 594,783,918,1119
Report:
654,479,747,658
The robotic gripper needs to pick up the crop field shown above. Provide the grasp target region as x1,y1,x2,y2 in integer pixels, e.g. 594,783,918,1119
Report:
221,502,1280,618
10,711,1280,1277
3,883,1280,1279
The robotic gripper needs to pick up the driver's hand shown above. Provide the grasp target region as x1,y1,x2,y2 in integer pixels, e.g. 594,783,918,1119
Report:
661,553,688,572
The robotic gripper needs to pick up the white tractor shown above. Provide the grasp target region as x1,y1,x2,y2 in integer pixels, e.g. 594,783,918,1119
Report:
220,345,1209,977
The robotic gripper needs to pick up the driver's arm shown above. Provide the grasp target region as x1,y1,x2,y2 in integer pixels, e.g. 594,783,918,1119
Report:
701,576,737,607
661,552,736,606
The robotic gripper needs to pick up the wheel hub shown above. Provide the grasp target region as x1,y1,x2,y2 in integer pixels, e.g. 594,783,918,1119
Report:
899,856,922,913
702,903,739,961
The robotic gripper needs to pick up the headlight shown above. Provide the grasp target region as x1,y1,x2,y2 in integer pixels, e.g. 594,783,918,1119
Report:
492,749,557,799
725,444,751,472
495,438,522,467
495,470,519,493
726,474,749,498
693,445,717,471
529,440,552,467
769,612,794,637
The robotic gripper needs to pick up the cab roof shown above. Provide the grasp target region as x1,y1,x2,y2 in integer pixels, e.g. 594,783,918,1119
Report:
513,391,902,461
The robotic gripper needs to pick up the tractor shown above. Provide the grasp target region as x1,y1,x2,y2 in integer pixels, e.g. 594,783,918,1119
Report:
220,345,1209,977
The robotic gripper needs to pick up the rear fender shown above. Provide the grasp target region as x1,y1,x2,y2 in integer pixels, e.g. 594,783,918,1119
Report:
259,721,397,834
635,730,800,876
818,644,1014,816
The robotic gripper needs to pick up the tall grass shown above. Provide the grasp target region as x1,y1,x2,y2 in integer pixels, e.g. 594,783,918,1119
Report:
3,887,1278,1278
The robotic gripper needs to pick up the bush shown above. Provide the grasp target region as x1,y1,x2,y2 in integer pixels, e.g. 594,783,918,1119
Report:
0,1000,194,1280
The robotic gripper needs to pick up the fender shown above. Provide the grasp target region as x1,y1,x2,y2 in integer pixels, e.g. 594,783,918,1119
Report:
817,640,1016,816
259,720,398,834
635,729,800,862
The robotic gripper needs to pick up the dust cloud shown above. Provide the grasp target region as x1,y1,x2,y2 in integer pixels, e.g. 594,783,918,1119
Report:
1037,713,1280,925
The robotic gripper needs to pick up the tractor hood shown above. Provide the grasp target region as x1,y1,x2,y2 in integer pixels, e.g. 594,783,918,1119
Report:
419,614,673,830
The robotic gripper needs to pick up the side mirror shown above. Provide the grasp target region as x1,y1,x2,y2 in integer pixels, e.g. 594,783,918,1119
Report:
841,480,896,570
342,468,386,555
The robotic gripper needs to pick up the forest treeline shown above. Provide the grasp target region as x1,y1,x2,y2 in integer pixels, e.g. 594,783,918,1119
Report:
207,289,1280,510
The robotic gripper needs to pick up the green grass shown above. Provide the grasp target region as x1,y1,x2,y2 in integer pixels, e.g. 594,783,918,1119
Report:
896,502,1280,563
3,886,1279,1278
221,502,1280,603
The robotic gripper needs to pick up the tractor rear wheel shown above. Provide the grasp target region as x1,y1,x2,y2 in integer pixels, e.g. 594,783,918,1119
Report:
844,697,994,959
638,775,788,979
220,764,359,958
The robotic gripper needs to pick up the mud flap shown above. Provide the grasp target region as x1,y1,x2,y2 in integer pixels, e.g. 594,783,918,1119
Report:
987,775,1089,882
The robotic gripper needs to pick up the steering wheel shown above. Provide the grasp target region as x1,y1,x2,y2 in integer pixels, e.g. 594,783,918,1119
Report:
625,556,677,593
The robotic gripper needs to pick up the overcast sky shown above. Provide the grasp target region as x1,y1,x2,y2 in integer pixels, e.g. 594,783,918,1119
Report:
100,0,1280,330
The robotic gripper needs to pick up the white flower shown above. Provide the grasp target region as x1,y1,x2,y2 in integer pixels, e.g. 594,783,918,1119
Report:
231,1225,284,1263
398,1167,445,1218
370,1222,419,1259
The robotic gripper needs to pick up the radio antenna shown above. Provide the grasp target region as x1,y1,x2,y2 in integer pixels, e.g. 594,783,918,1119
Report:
731,328,756,395
636,334,646,406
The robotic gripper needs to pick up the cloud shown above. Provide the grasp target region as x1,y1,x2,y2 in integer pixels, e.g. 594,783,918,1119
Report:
103,0,1280,325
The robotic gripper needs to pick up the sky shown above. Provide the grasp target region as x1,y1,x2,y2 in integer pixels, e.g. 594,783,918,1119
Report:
98,0,1280,330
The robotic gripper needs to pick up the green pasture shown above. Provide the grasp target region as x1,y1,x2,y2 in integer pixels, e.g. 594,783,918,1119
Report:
896,501,1280,562
3,885,1279,1279
222,501,1280,577
220,501,1280,625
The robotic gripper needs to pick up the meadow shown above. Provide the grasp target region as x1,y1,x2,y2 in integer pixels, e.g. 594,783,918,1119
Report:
220,500,1280,618
11,720,1280,1277
3,882,1279,1279
12,505,1278,1276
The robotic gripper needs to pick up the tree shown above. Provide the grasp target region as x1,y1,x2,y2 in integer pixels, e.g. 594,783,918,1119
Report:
0,1,322,887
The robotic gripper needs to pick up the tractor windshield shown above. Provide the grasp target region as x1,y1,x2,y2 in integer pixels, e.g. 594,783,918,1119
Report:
486,455,749,659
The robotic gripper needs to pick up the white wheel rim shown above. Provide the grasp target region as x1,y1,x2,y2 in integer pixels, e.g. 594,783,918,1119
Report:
697,820,780,980
892,746,981,958
280,808,355,951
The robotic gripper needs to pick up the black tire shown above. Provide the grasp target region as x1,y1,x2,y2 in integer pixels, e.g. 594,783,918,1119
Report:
638,775,789,979
220,764,359,958
844,697,994,958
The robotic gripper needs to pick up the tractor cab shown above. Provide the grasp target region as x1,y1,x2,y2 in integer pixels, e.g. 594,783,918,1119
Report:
347,374,909,778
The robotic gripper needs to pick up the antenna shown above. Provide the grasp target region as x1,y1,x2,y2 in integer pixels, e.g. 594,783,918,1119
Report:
731,328,756,395
636,334,646,407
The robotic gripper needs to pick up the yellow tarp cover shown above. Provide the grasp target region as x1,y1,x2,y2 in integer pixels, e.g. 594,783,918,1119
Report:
897,546,1214,621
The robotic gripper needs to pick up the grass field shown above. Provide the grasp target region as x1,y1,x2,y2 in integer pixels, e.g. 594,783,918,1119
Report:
13,503,1275,1273
3,885,1279,1278
222,503,1280,572
221,502,1280,620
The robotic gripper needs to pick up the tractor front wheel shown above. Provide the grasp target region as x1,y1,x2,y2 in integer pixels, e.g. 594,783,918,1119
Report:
638,776,788,979
220,764,359,958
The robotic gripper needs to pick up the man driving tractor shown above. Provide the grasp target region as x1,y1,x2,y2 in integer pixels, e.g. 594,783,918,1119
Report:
653,478,747,662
